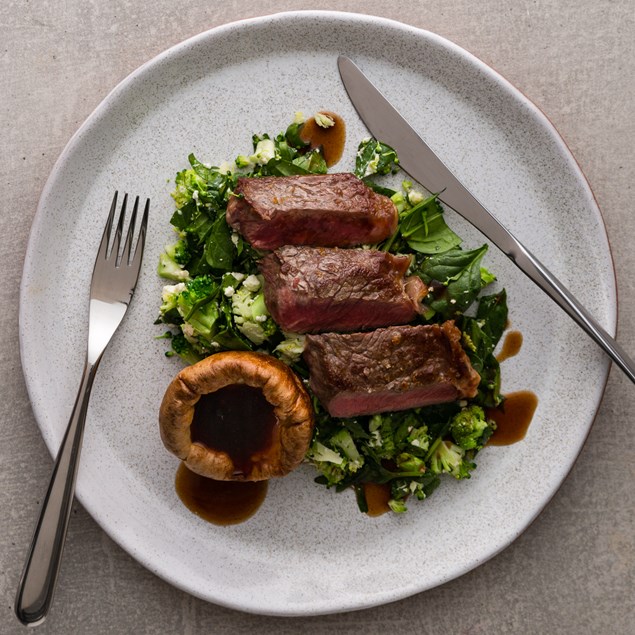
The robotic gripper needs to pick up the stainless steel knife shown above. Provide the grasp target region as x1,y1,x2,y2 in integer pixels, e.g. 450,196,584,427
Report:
338,55,635,384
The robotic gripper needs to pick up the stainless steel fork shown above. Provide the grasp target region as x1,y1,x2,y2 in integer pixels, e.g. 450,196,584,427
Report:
15,192,149,626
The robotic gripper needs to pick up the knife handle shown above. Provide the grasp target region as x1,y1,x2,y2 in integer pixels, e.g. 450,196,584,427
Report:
461,194,635,383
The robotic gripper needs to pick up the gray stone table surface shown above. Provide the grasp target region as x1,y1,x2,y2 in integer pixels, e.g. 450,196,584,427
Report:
1,1,633,633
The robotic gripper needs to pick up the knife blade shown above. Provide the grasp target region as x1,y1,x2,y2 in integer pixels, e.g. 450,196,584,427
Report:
338,55,635,384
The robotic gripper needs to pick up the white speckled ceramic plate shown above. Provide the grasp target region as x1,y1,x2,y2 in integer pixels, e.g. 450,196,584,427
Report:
20,11,615,615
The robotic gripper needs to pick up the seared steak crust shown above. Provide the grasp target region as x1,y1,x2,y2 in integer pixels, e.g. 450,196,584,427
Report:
226,173,398,250
259,246,427,333
304,322,481,418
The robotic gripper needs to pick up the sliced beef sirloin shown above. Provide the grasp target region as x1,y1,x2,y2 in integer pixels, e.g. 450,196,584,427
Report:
303,322,480,418
226,173,397,250
259,246,427,333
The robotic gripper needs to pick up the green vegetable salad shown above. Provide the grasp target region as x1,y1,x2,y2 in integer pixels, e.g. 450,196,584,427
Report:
156,113,507,514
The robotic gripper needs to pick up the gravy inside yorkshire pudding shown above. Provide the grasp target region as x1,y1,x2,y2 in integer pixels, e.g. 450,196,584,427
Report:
159,351,314,481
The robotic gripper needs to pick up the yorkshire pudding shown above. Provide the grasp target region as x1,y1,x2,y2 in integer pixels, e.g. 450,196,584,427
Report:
159,351,314,481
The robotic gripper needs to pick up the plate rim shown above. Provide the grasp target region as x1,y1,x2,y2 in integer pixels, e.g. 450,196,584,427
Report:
19,9,616,615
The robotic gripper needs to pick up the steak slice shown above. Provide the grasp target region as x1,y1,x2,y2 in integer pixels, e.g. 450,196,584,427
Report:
304,322,480,418
259,246,427,333
226,173,398,250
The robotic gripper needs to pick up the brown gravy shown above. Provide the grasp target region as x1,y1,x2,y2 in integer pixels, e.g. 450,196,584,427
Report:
190,384,277,476
363,482,392,517
300,111,346,167
496,330,523,362
487,391,538,445
175,463,268,525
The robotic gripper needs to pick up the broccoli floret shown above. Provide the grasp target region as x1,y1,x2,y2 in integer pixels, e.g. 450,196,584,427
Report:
158,250,189,281
390,191,407,213
178,275,216,310
177,276,220,342
429,440,474,479
314,112,335,128
450,405,494,451
235,155,252,169
329,428,364,472
168,332,202,365
309,441,344,464
160,283,185,315
231,276,278,345
407,425,431,454
171,168,206,207
395,453,426,474
367,414,396,459
165,238,191,266
307,442,347,486
274,333,306,364
216,160,236,175
407,480,429,501
250,138,277,166
159,282,186,324
388,498,408,514
307,430,364,487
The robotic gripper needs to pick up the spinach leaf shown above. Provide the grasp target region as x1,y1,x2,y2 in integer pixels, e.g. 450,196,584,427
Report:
416,245,489,316
292,149,328,174
262,159,310,177
354,139,399,178
187,154,235,208
399,195,462,254
459,290,508,407
476,289,508,348
284,121,310,148
169,199,198,232
204,215,235,271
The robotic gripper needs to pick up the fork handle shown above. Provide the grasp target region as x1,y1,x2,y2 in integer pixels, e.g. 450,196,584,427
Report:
510,241,635,383
15,359,98,626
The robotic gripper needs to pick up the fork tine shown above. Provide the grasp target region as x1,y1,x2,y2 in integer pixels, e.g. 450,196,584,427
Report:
97,192,118,261
111,193,128,262
121,196,139,266
130,198,149,271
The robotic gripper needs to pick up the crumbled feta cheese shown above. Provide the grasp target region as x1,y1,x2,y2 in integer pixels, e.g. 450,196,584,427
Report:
255,315,267,323
450,298,457,304
230,271,245,282
407,189,424,205
224,286,235,297
242,274,261,292
162,282,185,301
231,232,240,246
364,153,380,177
